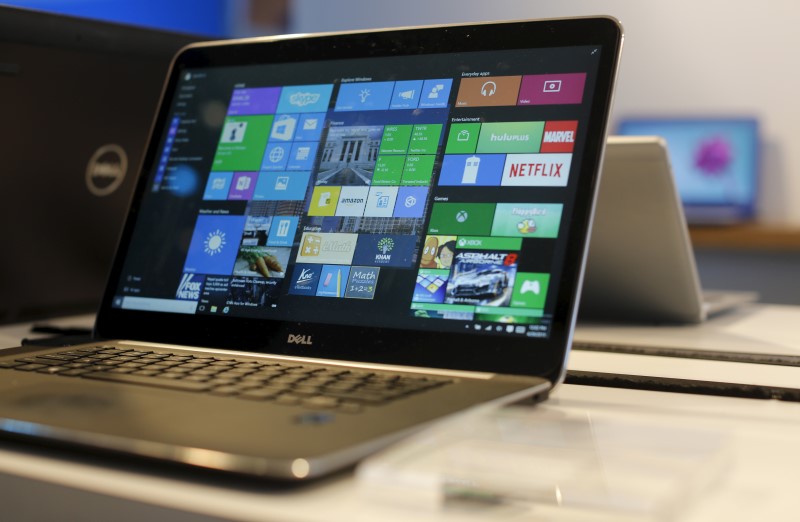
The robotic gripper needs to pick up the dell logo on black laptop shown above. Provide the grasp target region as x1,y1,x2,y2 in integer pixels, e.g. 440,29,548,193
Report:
288,334,312,346
86,144,128,197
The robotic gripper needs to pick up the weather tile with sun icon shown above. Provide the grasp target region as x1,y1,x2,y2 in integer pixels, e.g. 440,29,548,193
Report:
183,215,247,275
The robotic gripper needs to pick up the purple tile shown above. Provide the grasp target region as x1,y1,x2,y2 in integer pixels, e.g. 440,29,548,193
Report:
228,172,258,200
518,73,586,106
228,87,281,115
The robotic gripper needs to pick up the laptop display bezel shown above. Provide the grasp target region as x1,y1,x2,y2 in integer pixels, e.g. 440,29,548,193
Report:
95,17,623,383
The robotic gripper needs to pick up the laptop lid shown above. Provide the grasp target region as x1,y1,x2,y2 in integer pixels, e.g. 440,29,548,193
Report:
581,136,758,324
581,136,707,323
94,17,623,384
0,6,200,324
617,117,760,225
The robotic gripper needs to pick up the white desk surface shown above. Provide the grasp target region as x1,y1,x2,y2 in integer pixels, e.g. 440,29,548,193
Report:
0,385,797,521
571,303,800,388
0,304,798,520
576,303,800,357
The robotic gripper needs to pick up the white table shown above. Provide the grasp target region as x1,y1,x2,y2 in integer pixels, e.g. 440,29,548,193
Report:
571,304,800,391
0,384,797,521
0,305,798,521
576,303,800,357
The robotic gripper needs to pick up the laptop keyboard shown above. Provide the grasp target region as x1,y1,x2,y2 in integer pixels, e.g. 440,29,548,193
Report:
0,346,453,414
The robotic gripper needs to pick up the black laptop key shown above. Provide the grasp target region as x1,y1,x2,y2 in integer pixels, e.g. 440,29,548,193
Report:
160,372,189,380
209,385,248,397
132,370,160,377
239,389,283,401
16,357,70,366
269,374,308,385
37,354,80,362
15,364,48,371
59,369,94,377
89,354,118,360
323,390,392,405
183,375,213,383
324,380,358,392
36,366,66,375
106,367,136,374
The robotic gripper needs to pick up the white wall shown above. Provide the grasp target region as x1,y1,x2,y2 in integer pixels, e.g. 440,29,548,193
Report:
290,0,800,225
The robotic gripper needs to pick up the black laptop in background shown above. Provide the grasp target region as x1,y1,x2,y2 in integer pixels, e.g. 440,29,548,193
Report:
0,6,201,324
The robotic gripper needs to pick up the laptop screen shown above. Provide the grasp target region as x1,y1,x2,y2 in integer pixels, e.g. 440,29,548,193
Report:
617,118,759,224
97,19,622,378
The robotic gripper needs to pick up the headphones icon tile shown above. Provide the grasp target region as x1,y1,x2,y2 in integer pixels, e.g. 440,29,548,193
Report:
480,81,497,97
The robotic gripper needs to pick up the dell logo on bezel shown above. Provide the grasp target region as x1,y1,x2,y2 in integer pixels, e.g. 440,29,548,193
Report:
86,143,128,197
288,334,313,346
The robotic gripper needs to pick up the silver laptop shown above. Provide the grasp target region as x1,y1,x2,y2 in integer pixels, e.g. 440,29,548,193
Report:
0,18,623,480
580,136,757,324
0,6,199,324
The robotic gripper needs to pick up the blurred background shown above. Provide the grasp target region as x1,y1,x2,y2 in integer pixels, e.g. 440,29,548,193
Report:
5,0,800,303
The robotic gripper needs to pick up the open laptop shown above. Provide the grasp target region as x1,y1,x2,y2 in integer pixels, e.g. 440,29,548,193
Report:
0,17,623,480
580,136,757,324
0,6,200,324
617,118,760,225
